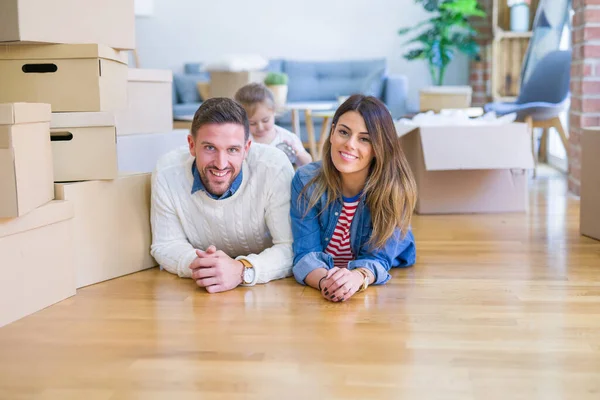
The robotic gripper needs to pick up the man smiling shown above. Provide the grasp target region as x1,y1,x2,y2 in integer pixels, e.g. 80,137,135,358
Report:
150,98,294,292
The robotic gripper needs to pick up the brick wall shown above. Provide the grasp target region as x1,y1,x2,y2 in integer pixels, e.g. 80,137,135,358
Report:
569,0,600,195
469,0,493,106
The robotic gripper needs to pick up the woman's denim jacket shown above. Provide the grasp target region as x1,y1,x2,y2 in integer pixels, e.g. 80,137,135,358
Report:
290,162,416,285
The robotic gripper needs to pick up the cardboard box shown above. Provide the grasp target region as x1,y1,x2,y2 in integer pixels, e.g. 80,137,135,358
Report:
398,123,534,214
581,128,600,241
0,200,75,327
0,0,135,50
117,129,190,173
50,112,117,182
115,68,174,135
209,70,267,99
419,86,472,112
0,44,128,112
54,174,157,288
0,103,54,218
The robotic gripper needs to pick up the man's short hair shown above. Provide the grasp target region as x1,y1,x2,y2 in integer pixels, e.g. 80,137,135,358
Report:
191,97,250,141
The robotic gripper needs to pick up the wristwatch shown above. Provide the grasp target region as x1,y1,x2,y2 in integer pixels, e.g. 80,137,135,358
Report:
239,258,255,285
356,268,370,292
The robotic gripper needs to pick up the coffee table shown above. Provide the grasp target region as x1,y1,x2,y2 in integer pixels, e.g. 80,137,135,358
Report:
312,109,336,160
173,115,194,130
284,102,337,159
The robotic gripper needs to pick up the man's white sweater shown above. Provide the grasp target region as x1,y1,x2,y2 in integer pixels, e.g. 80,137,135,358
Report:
150,143,295,285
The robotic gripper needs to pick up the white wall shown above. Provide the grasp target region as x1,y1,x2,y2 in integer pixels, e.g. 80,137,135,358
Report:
135,0,469,111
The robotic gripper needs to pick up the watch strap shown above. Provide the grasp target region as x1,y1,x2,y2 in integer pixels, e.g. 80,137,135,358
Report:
239,258,254,284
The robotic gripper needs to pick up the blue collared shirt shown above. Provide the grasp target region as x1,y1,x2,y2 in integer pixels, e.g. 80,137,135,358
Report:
290,161,416,286
191,161,243,200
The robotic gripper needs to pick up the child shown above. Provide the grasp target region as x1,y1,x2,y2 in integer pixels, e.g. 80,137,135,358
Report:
234,83,312,166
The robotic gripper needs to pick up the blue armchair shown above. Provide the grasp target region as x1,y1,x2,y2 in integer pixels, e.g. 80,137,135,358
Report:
484,50,571,175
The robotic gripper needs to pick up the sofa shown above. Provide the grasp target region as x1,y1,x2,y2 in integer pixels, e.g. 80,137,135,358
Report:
172,64,210,118
172,59,408,143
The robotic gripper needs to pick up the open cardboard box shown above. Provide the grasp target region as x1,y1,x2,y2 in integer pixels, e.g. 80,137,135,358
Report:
0,102,53,218
0,44,128,112
0,200,75,327
581,128,600,241
398,122,534,214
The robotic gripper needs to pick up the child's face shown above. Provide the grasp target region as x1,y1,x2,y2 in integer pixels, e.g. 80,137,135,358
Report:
248,103,275,139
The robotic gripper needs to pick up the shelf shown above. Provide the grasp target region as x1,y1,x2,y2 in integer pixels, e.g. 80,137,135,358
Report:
494,30,534,40
493,0,540,33
493,95,518,103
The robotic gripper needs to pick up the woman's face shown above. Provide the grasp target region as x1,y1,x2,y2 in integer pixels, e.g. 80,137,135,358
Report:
329,111,374,177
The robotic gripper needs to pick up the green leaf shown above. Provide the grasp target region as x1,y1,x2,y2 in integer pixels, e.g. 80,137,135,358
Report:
415,0,442,12
440,0,487,17
404,49,428,60
405,30,436,46
398,19,432,36
453,20,477,34
399,0,486,80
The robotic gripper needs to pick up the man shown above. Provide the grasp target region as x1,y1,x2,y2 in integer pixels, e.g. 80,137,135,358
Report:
150,98,295,292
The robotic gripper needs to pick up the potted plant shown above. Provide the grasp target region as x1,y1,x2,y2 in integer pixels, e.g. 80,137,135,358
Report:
264,72,289,108
398,0,486,111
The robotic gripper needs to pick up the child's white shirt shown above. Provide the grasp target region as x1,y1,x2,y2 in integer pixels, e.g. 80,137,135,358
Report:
252,125,305,152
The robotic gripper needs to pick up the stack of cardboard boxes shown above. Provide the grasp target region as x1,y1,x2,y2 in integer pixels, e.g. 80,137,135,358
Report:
0,102,74,327
0,0,175,327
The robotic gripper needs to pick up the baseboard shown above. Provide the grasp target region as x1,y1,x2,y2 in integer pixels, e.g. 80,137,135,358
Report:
547,154,568,173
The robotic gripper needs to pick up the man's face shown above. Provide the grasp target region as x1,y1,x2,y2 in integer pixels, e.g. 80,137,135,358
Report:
188,123,251,196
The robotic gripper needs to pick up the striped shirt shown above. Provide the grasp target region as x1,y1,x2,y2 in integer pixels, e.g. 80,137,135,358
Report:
325,194,360,268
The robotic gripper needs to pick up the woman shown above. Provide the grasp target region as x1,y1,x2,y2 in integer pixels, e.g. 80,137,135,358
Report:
290,94,417,302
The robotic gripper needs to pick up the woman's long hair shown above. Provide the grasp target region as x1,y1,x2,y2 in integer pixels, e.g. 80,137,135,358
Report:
301,94,417,249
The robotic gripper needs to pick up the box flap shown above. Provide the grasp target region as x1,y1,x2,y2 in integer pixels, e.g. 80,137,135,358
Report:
128,68,173,83
0,103,51,125
51,112,115,129
395,124,418,138
0,200,73,238
417,123,534,171
0,44,127,64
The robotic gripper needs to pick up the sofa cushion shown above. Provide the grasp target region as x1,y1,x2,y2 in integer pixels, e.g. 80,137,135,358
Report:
184,63,205,74
283,59,387,102
173,103,202,118
173,73,210,103
361,67,386,98
267,59,284,73
172,79,179,105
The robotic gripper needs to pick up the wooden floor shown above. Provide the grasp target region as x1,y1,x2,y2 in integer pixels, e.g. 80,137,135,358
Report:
1,169,599,400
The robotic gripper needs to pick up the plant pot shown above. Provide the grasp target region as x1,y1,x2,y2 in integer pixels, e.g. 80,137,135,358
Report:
510,4,530,32
266,84,288,108
419,85,473,112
